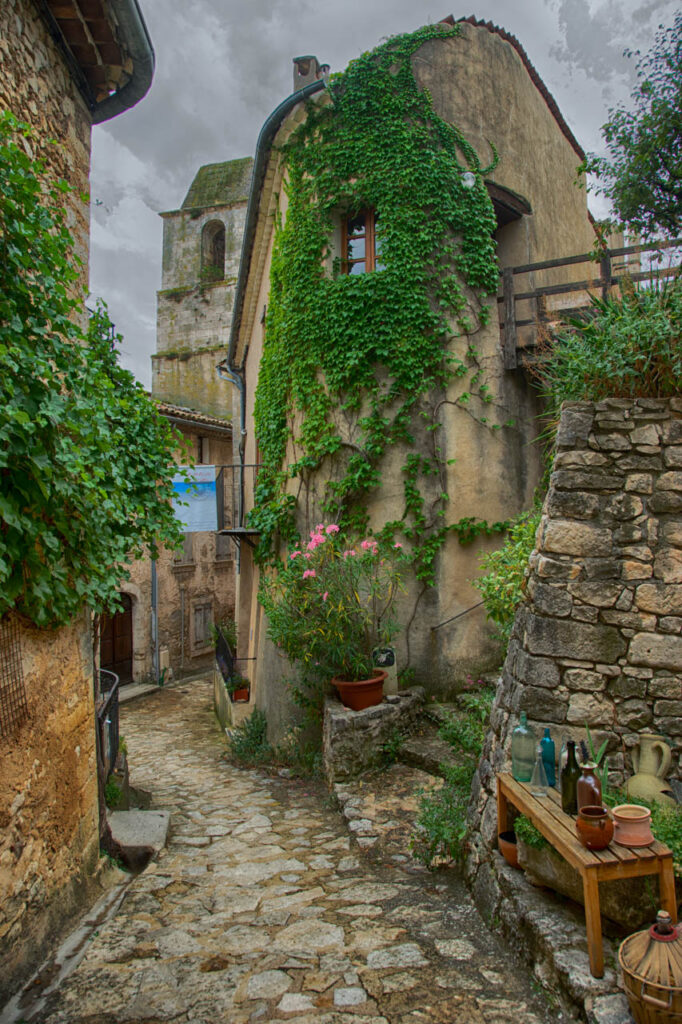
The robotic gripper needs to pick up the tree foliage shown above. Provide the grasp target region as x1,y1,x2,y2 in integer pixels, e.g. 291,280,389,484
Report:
0,111,187,628
583,13,682,238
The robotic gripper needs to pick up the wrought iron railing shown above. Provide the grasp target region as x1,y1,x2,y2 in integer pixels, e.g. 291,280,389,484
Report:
216,463,261,531
498,236,682,369
96,668,119,780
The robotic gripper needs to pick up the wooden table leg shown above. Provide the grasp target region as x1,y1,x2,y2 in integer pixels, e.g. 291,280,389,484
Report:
659,858,678,924
497,776,509,837
582,869,604,978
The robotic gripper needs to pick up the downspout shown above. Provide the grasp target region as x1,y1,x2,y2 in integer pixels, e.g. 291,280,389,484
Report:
92,0,155,124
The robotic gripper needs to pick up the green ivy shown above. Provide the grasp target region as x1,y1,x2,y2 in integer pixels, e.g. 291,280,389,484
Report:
0,112,188,627
250,24,502,580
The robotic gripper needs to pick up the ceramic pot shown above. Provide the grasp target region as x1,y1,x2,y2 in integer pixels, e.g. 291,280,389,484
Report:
576,805,614,851
332,670,386,711
230,687,249,703
628,733,676,807
613,804,654,847
498,831,519,869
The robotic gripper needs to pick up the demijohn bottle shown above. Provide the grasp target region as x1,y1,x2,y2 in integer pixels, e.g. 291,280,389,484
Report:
511,712,536,782
561,740,581,814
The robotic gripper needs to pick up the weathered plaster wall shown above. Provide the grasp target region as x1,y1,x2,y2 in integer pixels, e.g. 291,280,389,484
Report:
468,398,682,903
152,346,230,420
0,0,91,289
126,427,235,681
0,612,99,1001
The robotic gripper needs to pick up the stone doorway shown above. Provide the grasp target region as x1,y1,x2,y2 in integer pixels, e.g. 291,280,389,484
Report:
101,593,133,684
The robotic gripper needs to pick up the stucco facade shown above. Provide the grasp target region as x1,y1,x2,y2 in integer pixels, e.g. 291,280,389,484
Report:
223,20,599,741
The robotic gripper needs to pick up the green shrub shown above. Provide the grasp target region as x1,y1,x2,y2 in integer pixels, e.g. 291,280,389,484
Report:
473,508,542,639
411,687,494,868
228,709,273,766
534,280,682,415
104,778,122,808
514,814,548,850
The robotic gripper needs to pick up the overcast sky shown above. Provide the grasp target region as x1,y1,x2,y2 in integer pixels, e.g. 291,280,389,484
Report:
89,0,679,386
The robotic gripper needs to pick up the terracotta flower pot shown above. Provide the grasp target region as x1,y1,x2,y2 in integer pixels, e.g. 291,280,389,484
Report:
498,830,520,869
332,670,386,711
230,687,249,703
613,804,654,847
576,805,614,851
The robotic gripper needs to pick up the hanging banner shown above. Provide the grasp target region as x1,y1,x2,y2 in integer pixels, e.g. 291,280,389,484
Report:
172,466,217,532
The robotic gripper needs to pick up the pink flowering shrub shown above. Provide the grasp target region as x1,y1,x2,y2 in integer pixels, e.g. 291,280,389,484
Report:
261,524,405,682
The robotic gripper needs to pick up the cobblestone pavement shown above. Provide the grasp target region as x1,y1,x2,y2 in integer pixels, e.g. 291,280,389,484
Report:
45,680,556,1023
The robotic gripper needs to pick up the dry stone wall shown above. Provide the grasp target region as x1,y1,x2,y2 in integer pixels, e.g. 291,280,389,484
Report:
468,398,682,890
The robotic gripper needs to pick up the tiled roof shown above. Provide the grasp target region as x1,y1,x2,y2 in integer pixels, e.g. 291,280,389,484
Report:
154,400,232,432
181,158,254,210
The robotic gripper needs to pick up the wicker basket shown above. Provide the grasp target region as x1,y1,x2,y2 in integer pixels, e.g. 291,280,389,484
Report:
620,912,682,1023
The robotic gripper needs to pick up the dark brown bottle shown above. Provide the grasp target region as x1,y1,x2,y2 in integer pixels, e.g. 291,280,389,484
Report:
577,762,602,810
561,740,581,815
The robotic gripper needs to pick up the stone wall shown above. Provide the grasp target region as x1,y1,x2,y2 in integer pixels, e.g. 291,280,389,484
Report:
0,612,100,1001
323,688,425,784
467,397,682,895
0,0,91,291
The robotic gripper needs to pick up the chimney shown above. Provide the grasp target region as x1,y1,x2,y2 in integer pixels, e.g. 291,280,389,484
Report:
292,55,330,92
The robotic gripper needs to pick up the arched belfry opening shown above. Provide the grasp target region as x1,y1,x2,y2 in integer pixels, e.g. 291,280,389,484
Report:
201,219,226,281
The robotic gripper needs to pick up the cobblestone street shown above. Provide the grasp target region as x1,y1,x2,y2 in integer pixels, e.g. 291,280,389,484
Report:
44,680,554,1023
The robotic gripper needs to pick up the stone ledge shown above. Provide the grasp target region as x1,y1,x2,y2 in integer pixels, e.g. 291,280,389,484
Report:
323,687,425,784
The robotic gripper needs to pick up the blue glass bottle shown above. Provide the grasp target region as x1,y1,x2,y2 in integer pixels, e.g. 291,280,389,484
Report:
540,727,556,787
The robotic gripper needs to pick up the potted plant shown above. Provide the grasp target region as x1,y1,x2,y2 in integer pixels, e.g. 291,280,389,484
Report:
261,523,404,711
226,672,250,703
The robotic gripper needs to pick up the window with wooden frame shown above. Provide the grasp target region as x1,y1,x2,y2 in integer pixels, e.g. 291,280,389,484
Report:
341,208,385,275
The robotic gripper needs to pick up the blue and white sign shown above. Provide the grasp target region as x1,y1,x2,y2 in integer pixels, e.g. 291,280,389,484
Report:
172,466,217,532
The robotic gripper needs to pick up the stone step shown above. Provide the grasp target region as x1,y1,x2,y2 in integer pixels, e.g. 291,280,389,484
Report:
398,719,458,778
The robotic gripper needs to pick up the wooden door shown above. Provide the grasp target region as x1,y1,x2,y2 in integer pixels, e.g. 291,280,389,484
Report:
100,594,133,684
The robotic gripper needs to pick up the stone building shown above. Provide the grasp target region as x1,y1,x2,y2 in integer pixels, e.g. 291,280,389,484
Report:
152,158,253,419
219,19,599,740
110,401,235,684
0,0,154,1000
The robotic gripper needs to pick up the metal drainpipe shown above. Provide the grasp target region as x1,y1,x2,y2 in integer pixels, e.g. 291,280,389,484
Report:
180,587,185,672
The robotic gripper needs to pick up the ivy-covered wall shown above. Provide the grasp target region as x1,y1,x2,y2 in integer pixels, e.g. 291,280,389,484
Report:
232,20,596,733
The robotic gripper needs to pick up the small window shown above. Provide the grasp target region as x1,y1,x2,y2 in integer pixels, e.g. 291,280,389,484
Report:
216,533,232,561
201,220,225,282
341,208,384,275
173,533,194,564
192,600,213,651
197,435,209,464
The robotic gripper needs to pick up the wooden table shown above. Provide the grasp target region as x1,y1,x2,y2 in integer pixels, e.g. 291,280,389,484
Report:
497,772,677,977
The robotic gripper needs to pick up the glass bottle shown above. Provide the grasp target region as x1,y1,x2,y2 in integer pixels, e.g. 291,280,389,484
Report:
511,712,536,782
540,727,556,788
561,740,581,814
530,747,549,796
577,762,602,810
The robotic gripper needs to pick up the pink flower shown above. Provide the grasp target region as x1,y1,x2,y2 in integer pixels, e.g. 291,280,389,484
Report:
394,542,403,549
325,524,340,534
361,539,378,553
306,532,326,551
290,550,301,559
315,523,324,533
322,591,329,602
302,569,316,579
342,549,357,559
303,552,312,559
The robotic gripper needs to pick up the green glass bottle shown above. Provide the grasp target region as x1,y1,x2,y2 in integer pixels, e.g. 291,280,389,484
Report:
511,712,536,782
561,740,581,814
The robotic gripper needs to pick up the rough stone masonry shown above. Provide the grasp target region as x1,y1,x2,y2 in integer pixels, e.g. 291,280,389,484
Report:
468,397,682,878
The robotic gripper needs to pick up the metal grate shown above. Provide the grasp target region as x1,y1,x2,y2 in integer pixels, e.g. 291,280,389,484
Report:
0,617,28,737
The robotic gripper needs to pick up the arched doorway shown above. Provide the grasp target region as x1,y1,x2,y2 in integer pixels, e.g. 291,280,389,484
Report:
100,593,133,684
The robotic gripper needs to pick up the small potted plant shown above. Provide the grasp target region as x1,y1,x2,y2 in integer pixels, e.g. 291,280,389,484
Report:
261,523,405,711
226,672,250,703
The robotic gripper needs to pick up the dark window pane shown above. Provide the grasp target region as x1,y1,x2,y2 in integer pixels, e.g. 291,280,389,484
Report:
347,213,366,236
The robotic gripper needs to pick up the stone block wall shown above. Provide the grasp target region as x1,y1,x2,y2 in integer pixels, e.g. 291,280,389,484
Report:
467,398,682,887
0,612,100,1001
323,688,425,784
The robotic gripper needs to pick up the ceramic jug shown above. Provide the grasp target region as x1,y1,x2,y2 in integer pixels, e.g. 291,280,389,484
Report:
628,733,676,807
